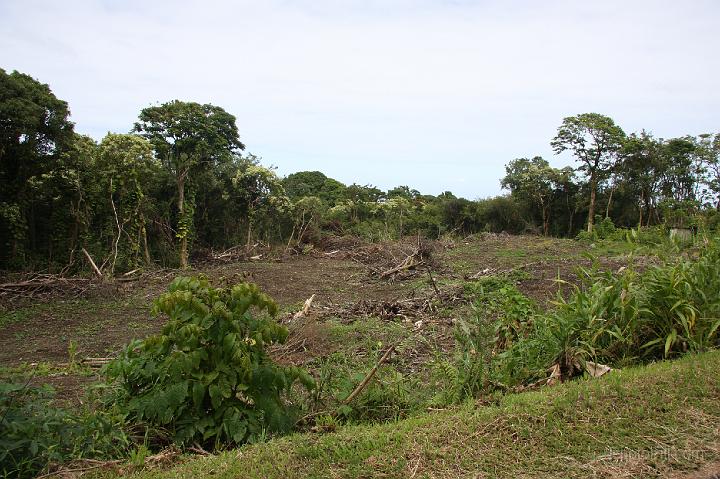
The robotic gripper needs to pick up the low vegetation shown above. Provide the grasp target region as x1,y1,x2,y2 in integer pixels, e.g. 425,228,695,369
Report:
93,350,720,478
2,233,719,477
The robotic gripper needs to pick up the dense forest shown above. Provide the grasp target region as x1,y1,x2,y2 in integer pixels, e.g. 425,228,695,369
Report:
2,67,719,272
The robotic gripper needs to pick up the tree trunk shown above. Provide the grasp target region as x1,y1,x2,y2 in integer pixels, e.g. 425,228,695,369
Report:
587,175,597,233
141,215,151,265
605,186,615,219
246,220,252,253
177,174,188,269
638,191,644,228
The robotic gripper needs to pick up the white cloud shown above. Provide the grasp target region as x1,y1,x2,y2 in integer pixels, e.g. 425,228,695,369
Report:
1,0,718,198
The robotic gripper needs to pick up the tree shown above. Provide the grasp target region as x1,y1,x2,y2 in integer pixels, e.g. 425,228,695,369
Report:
501,156,563,236
97,133,158,271
0,69,76,265
551,113,625,232
695,133,720,209
232,163,289,249
618,131,664,226
387,185,420,200
289,196,325,247
282,171,347,206
134,101,244,268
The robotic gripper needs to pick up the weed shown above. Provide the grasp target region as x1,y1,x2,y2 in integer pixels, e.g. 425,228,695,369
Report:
0,381,129,478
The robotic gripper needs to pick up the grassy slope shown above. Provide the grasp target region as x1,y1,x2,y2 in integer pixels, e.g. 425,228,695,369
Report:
101,351,720,479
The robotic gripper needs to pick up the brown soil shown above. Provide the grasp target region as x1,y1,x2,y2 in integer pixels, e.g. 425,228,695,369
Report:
0,234,642,403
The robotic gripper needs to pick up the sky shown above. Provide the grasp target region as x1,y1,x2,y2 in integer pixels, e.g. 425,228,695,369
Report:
1,0,718,199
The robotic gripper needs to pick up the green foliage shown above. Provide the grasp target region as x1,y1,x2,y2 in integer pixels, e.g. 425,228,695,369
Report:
3,68,720,273
308,348,418,424
552,112,626,232
0,68,76,267
575,216,617,241
0,382,129,479
500,239,720,386
134,100,245,268
96,133,158,272
432,277,537,404
282,171,347,206
105,276,314,448
502,156,570,235
434,314,495,403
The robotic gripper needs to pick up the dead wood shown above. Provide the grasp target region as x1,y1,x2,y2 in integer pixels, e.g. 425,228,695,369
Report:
293,294,315,320
0,275,98,303
342,343,396,405
81,248,103,278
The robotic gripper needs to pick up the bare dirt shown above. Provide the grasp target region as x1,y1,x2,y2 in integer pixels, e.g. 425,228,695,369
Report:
0,234,641,402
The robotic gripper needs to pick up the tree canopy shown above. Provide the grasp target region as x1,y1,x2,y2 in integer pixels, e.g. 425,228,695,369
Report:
2,68,720,273
551,113,626,232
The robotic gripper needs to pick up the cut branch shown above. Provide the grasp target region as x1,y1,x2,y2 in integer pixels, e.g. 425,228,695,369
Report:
342,343,396,405
293,294,316,320
81,248,103,278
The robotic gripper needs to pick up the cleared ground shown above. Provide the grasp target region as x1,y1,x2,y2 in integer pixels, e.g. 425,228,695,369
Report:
0,234,643,402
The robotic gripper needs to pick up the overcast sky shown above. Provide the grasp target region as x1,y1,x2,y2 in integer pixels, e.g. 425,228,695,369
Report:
2,0,718,199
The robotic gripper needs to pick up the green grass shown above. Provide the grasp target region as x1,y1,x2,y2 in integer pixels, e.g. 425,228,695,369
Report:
95,351,720,479
326,316,410,352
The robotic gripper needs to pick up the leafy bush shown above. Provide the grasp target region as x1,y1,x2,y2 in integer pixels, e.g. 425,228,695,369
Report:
105,276,314,449
576,216,618,241
500,239,720,386
435,313,496,403
0,382,128,479
464,275,537,349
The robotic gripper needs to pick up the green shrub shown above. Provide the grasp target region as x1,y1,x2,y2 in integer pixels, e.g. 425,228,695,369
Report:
576,216,616,241
500,238,720,386
308,349,419,424
464,276,537,350
105,276,314,449
0,382,128,479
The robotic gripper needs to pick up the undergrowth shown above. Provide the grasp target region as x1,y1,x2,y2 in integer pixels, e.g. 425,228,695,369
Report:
0,382,128,479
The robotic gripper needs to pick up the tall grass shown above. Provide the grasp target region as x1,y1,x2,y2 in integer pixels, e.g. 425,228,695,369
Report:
496,238,720,387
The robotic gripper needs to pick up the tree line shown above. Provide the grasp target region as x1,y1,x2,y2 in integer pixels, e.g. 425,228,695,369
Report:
2,68,719,272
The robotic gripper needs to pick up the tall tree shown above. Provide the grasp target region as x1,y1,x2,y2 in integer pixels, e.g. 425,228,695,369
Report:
134,101,244,267
97,133,158,271
695,133,720,209
501,156,563,236
551,113,625,232
233,163,288,248
618,131,664,226
0,69,76,265
282,171,347,205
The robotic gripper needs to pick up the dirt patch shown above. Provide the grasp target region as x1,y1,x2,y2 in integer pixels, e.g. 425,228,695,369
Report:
30,373,98,407
0,234,659,405
0,299,161,366
671,461,720,479
270,320,337,366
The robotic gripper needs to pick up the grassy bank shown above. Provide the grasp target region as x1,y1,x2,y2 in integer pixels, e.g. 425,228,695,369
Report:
98,350,720,479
